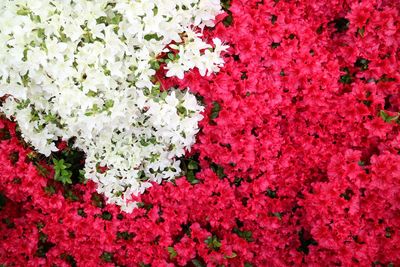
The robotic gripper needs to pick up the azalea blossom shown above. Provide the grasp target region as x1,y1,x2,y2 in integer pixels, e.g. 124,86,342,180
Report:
0,0,226,211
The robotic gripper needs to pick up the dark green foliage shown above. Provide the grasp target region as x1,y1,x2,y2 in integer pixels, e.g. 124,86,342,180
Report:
210,101,221,120
117,231,135,241
0,127,11,140
205,235,222,250
339,67,352,84
35,232,55,258
100,252,113,262
167,247,177,259
180,153,201,185
331,18,349,32
52,140,86,185
354,58,370,70
210,162,227,179
233,227,254,242
53,158,72,184
221,0,233,27
101,211,113,221
297,228,317,254
379,110,399,123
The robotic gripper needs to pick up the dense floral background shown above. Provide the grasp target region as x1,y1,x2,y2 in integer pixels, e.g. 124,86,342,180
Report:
1,0,400,266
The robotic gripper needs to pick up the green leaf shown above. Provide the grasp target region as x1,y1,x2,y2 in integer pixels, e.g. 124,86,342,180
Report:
186,171,200,185
77,208,87,218
224,252,237,259
136,202,153,211
30,14,41,23
2,218,15,229
233,177,243,187
210,162,227,179
362,100,372,107
21,72,30,86
167,53,175,60
110,13,123,25
59,27,69,42
137,170,148,182
101,211,113,221
272,212,283,220
17,7,30,16
180,154,201,185
385,227,392,238
192,259,205,267
233,228,253,242
222,13,233,27
53,158,73,185
104,99,114,109
354,57,370,70
0,127,12,141
177,105,188,116
91,193,105,208
357,26,365,37
60,254,77,267
332,17,349,33
167,247,177,259
35,232,55,258
339,73,352,84
152,6,158,16
379,110,399,123
266,188,278,198
64,189,79,201
37,28,46,39
297,228,318,254
316,24,324,34
160,91,168,100
44,185,56,195
100,252,113,263
188,160,198,170
205,235,222,250
35,163,50,177
144,33,162,41
210,101,221,119
271,15,277,24
221,0,232,10
22,48,29,62
150,60,160,70
271,42,280,49
117,231,134,240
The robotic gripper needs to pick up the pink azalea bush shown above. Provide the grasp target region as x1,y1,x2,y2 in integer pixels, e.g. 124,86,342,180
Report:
1,0,400,266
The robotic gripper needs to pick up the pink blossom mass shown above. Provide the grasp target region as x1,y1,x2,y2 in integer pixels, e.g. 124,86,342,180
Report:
1,0,400,266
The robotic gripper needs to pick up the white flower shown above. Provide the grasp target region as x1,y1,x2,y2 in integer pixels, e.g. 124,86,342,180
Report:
165,30,227,79
0,0,226,212
166,62,186,79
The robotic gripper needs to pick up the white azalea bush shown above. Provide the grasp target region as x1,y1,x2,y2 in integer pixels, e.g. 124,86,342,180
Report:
0,0,228,212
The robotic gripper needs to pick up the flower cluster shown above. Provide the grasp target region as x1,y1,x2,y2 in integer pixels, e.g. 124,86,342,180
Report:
1,0,400,266
0,0,227,211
